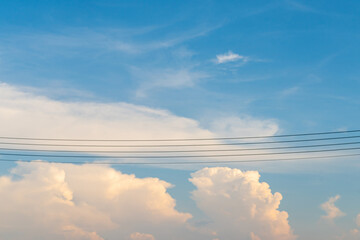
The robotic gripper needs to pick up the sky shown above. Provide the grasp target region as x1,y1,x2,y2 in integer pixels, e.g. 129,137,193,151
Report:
0,0,360,239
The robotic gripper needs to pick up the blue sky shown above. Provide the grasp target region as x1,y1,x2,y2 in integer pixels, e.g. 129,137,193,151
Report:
1,0,359,131
0,1,360,239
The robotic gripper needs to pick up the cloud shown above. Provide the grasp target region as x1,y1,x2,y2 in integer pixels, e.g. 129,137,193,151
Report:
321,195,345,221
0,82,214,149
357,214,360,227
0,162,194,240
0,82,289,169
336,228,360,240
215,51,249,64
0,163,298,240
189,167,296,240
62,225,104,240
1,26,217,57
130,232,155,240
133,68,207,97
280,87,300,97
209,116,279,138
284,0,315,12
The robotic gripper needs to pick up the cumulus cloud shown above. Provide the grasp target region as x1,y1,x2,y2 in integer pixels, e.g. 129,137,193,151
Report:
215,51,249,64
189,167,296,240
321,195,345,221
0,162,195,240
62,225,104,240
0,163,298,240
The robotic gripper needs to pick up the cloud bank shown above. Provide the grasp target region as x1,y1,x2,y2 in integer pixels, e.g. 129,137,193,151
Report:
0,164,295,240
0,82,282,168
0,82,213,142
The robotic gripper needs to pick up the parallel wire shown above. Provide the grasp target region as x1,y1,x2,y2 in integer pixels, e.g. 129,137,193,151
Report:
1,130,360,165
1,146,360,158
0,153,359,165
0,129,359,141
0,141,360,153
1,135,360,148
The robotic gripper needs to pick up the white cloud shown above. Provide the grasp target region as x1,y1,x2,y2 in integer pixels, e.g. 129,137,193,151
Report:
0,162,194,240
209,116,279,138
284,0,315,12
0,82,289,169
62,225,104,240
216,51,249,64
250,232,262,240
133,68,207,97
2,26,218,56
130,232,155,240
321,195,345,221
0,83,281,144
0,82,213,148
0,163,299,240
318,209,360,239
189,167,296,240
280,87,300,97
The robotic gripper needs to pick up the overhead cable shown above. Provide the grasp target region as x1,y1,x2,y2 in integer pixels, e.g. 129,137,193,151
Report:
1,146,360,158
1,135,360,148
0,129,359,141
0,153,359,165
0,141,360,153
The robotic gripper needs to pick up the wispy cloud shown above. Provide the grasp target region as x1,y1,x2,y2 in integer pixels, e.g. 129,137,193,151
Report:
215,51,249,64
280,86,300,97
133,68,208,98
209,116,279,138
283,0,347,17
1,24,219,56
284,0,315,12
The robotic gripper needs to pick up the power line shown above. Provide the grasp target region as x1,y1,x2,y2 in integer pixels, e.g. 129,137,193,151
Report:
0,153,359,165
1,141,360,153
1,146,360,158
0,135,360,147
0,129,359,142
